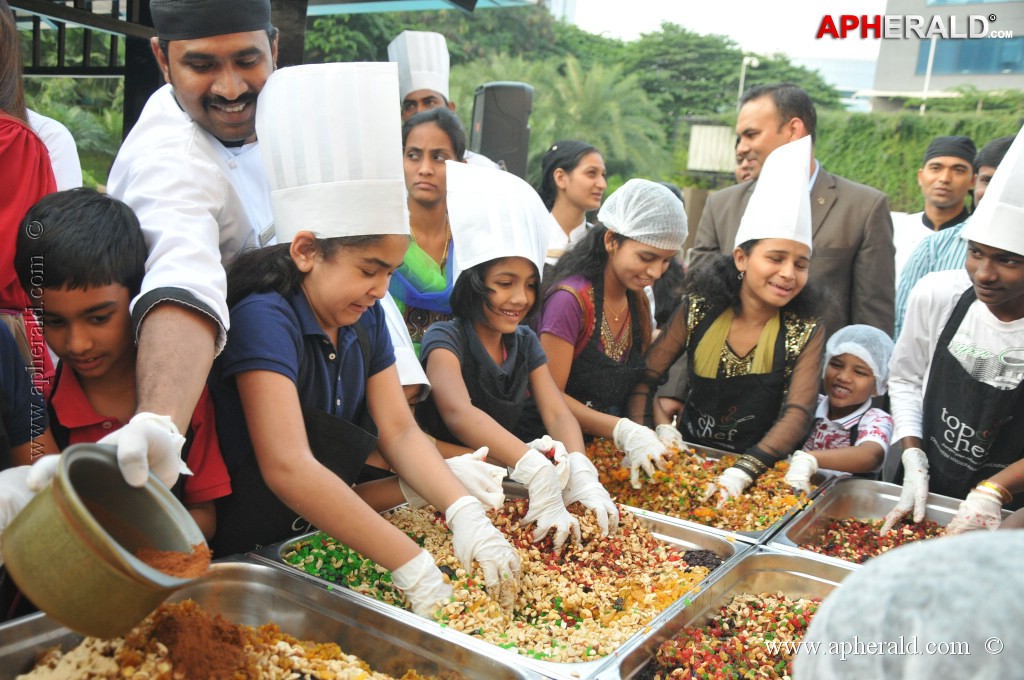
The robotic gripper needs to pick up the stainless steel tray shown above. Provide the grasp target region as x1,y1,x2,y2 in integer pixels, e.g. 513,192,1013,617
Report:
594,547,856,680
766,476,1012,568
0,559,538,680
250,508,750,680
618,442,833,545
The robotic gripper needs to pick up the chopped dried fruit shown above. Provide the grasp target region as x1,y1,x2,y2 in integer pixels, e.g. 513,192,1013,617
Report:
588,438,811,533
284,501,722,663
799,516,944,564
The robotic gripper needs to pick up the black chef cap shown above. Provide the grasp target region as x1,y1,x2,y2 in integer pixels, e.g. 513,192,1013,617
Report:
151,0,273,41
922,135,977,166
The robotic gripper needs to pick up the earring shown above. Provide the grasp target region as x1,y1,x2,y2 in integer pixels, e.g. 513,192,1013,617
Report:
737,271,745,280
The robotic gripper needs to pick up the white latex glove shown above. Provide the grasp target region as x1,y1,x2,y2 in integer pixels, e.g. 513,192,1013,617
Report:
562,452,619,536
945,486,1003,535
511,449,580,551
98,412,190,488
703,467,754,508
785,450,819,495
655,423,685,450
880,447,930,534
400,448,507,510
0,466,36,565
391,549,452,619
25,454,60,492
446,496,521,614
526,436,571,490
612,418,669,489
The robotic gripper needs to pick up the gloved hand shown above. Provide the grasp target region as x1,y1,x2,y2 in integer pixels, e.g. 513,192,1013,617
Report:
26,454,60,492
945,486,1003,536
880,448,930,534
613,418,669,489
511,449,580,551
446,496,520,614
98,412,190,488
655,423,685,450
785,450,819,495
0,466,36,565
703,467,753,508
391,549,452,619
400,448,507,510
526,436,571,490
562,452,619,536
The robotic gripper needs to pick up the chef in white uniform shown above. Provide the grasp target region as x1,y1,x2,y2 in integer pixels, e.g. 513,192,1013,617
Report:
387,30,499,170
99,0,279,487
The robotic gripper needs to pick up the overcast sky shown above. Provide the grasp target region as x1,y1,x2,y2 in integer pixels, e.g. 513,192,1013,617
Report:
573,0,889,61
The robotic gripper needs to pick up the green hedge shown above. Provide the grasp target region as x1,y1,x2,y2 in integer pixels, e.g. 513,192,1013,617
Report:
671,111,1022,213
816,111,1022,213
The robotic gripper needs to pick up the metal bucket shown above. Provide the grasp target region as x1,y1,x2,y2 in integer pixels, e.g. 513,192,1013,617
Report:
1,444,206,638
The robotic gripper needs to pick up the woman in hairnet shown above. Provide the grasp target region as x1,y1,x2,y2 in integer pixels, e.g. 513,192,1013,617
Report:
523,179,688,489
794,529,1024,679
784,325,895,494
627,138,825,504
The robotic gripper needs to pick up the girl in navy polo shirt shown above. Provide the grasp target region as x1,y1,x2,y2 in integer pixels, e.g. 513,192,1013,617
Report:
208,64,519,619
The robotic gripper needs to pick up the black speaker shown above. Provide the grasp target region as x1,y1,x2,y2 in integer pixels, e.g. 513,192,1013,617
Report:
469,82,533,179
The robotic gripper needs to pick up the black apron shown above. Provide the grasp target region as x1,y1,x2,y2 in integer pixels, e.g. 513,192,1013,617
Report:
682,310,788,453
916,287,1024,507
211,326,379,556
418,319,531,446
514,283,645,441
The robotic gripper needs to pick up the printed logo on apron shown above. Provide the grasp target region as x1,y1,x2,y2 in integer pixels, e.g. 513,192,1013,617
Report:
694,407,756,445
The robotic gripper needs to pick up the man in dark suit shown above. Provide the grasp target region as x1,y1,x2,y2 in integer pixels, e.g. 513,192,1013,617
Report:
691,83,895,337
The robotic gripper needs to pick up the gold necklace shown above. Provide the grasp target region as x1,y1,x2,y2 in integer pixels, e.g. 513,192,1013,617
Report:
439,220,451,269
605,296,629,322
601,309,630,361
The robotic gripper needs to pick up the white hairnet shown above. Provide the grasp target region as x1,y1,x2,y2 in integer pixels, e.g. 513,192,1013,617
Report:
795,530,1024,679
824,324,894,396
597,178,687,251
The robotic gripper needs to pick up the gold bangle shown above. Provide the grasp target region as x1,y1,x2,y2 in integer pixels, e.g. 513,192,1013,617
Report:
978,480,1012,505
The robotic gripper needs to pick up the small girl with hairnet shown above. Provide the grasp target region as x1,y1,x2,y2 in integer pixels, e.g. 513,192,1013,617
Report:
785,324,895,493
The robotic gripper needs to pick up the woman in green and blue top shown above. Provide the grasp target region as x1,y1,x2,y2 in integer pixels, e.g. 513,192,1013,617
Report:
389,107,466,355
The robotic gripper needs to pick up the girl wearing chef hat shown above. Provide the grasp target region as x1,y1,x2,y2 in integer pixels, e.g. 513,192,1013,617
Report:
528,179,689,491
627,136,825,505
207,63,519,619
417,162,618,553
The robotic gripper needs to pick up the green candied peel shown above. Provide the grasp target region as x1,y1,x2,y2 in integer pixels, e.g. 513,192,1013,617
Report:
282,533,405,606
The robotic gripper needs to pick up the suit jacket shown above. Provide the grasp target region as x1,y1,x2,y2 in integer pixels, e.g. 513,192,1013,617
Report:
689,167,895,338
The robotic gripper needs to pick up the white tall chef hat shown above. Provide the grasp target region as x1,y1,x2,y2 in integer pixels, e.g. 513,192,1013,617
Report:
256,63,409,242
734,135,813,252
597,179,688,251
446,161,551,276
962,123,1024,256
387,30,450,102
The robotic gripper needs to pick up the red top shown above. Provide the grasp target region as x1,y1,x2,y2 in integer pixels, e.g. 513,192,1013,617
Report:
50,364,232,505
1,115,57,397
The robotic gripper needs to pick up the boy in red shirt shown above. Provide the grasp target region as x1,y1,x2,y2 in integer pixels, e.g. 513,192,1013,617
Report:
15,189,229,539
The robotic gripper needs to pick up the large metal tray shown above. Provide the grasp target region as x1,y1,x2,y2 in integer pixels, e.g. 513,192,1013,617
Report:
618,442,833,545
250,508,751,680
766,476,1013,568
0,559,538,680
594,547,856,680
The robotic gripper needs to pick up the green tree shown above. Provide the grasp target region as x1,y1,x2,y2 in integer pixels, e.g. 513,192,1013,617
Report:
451,55,667,187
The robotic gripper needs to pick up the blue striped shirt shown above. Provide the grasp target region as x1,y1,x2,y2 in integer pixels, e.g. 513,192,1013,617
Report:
894,221,967,338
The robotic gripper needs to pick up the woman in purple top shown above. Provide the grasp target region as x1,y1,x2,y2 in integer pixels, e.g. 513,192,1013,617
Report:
525,180,689,488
